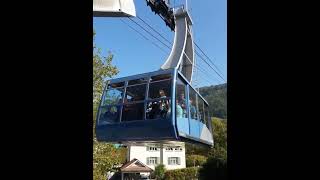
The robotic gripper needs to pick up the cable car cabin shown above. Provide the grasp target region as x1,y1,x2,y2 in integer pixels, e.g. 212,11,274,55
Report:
96,68,213,146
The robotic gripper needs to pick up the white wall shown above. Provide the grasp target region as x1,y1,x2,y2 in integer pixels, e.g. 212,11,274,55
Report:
162,144,186,170
128,143,186,170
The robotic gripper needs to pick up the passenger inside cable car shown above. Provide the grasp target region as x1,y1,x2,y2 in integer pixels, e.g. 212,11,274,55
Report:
189,98,197,119
176,99,183,118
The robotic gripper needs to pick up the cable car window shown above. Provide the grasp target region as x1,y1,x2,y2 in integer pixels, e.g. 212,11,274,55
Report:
121,102,145,122
128,77,149,86
204,104,210,129
150,74,171,82
197,95,205,123
108,82,125,88
148,80,171,99
189,87,198,120
125,84,147,103
176,77,187,118
102,88,124,106
98,105,121,124
146,77,172,120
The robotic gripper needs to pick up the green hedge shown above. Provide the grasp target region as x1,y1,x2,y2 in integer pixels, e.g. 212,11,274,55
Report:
186,155,207,167
164,167,199,180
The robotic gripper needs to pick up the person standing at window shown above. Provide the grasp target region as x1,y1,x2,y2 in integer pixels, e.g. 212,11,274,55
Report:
178,93,187,117
189,98,197,119
176,100,183,118
159,90,170,118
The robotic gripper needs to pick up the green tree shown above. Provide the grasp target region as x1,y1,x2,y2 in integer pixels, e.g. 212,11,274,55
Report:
186,155,207,167
93,30,118,106
199,157,227,180
200,84,227,119
197,118,227,180
93,141,120,179
93,30,120,180
154,164,166,180
209,117,227,159
185,143,210,157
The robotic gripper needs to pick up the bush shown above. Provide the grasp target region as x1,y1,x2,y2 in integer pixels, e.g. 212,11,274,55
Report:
199,157,227,180
164,167,199,180
154,164,166,180
186,155,207,167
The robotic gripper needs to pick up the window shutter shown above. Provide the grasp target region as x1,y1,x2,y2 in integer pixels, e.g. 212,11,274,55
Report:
146,157,149,165
146,146,149,151
156,157,160,164
178,157,181,165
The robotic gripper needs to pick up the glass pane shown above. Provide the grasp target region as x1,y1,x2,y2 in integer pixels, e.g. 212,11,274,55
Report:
146,98,171,120
150,74,171,82
125,84,146,103
102,88,124,106
98,105,121,124
148,80,171,99
176,77,188,118
128,77,149,86
108,82,125,88
189,88,198,119
197,96,205,123
121,102,145,121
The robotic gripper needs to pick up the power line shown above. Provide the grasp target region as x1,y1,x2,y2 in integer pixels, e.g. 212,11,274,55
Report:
136,14,171,38
186,28,226,78
194,42,225,76
137,16,226,82
127,17,172,50
183,50,222,84
137,16,172,46
120,19,169,55
194,50,226,82
126,16,222,85
194,60,222,84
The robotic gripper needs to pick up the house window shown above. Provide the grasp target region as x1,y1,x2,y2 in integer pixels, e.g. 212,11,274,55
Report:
165,146,182,152
147,146,159,151
147,157,159,165
168,157,180,165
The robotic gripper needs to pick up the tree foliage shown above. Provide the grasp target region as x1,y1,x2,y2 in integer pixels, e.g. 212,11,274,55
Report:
199,157,227,180
93,141,120,179
209,117,227,159
198,118,227,180
186,155,207,167
185,144,210,157
154,164,166,180
186,117,227,159
200,83,227,119
93,30,118,106
93,30,122,180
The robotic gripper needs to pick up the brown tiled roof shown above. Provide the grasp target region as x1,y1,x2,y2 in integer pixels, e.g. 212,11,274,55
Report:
120,158,153,172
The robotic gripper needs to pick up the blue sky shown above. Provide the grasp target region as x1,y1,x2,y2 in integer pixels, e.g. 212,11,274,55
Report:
93,0,226,87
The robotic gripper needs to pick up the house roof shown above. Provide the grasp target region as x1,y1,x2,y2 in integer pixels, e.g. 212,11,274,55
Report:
120,158,153,172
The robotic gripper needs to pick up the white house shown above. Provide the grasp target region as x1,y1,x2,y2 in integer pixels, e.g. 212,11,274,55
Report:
127,142,186,170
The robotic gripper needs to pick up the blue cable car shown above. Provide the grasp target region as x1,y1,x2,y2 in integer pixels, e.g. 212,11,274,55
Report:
96,68,214,146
